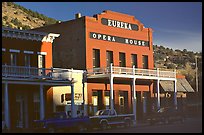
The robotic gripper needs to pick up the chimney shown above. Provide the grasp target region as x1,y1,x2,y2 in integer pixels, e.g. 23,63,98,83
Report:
75,13,81,19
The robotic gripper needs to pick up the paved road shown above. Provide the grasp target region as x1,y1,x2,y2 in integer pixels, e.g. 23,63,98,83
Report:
89,117,202,133
3,115,202,133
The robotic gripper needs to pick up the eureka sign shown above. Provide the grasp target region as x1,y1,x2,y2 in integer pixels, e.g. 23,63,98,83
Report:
101,18,139,31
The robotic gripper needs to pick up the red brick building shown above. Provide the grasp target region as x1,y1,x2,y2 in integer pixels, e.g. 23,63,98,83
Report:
33,10,193,121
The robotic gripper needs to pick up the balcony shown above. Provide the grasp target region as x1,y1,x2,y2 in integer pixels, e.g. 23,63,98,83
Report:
87,65,176,80
2,65,73,81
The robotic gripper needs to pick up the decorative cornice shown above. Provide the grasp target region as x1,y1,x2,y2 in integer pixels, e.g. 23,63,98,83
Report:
2,27,60,43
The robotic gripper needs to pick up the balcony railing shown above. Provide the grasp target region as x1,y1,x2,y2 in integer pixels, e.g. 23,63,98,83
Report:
87,66,176,79
2,65,73,81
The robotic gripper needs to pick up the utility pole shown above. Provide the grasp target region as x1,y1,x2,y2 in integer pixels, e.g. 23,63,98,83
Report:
195,55,199,114
195,56,198,93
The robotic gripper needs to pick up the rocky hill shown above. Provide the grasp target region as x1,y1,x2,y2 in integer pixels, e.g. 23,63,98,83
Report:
2,2,59,30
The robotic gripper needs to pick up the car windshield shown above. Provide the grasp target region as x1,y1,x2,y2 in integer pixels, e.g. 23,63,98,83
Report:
95,110,109,115
95,110,103,116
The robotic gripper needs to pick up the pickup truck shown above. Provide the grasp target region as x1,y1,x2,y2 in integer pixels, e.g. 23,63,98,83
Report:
146,107,184,125
89,109,134,130
33,112,91,133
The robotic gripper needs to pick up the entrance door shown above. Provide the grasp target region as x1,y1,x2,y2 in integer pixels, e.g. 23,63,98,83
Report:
16,95,25,128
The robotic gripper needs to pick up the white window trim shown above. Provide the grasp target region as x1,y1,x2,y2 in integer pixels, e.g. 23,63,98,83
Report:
37,52,47,55
2,48,6,52
24,51,34,54
9,49,20,53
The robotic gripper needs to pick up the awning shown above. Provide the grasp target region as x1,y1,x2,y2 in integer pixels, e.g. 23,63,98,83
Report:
160,78,195,92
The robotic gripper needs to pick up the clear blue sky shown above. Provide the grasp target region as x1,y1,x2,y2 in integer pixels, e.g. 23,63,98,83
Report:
15,2,202,53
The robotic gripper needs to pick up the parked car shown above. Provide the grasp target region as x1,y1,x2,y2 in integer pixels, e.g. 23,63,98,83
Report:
89,109,134,130
33,112,91,133
146,107,184,125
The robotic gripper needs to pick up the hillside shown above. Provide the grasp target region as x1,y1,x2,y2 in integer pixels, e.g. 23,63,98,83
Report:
2,2,59,30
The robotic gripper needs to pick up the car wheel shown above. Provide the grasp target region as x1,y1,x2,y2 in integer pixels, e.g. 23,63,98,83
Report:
101,122,108,130
48,127,55,133
77,124,86,133
125,120,132,127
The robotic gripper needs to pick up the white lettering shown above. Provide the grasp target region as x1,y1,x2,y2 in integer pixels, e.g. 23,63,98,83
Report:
117,21,120,28
134,40,137,45
128,24,132,30
108,20,112,26
124,23,128,29
108,36,111,41
93,33,96,38
125,39,129,44
112,37,115,42
121,22,124,28
103,35,106,40
130,40,133,44
104,18,136,31
138,41,141,45
142,41,145,46
91,32,146,46
112,20,116,27
98,34,101,39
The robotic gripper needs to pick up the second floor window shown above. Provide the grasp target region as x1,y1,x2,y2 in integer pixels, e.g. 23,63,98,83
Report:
119,52,126,67
131,54,137,67
106,50,113,67
142,55,148,69
25,54,31,67
11,53,17,66
93,49,100,68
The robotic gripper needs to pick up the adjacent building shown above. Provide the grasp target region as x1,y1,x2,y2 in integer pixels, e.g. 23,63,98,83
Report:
2,27,86,130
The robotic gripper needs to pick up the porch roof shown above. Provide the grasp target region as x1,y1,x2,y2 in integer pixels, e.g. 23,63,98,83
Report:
160,78,195,92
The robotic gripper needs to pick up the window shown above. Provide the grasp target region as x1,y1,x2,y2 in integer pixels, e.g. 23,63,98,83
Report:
38,55,46,76
131,54,137,67
142,55,148,69
119,52,126,67
106,50,113,67
11,53,17,66
25,54,31,67
93,49,100,68
38,55,45,68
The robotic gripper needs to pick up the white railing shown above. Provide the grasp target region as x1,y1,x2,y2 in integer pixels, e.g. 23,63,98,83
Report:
2,65,73,81
87,66,176,79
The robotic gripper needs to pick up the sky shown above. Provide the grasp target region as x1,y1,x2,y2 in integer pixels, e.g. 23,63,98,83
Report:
15,2,202,53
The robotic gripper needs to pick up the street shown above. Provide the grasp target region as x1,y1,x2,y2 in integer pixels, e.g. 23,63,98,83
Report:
89,116,202,133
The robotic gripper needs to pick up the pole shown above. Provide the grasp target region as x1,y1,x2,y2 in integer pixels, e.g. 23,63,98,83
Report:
195,56,198,93
195,56,199,114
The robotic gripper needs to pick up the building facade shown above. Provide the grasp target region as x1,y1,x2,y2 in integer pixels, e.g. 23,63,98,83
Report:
33,10,193,121
2,27,85,130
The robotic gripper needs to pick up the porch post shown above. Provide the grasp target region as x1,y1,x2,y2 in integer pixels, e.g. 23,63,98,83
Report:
174,79,178,109
110,63,114,110
4,82,10,129
132,65,137,123
156,68,160,110
71,83,76,118
157,79,160,110
40,85,45,120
